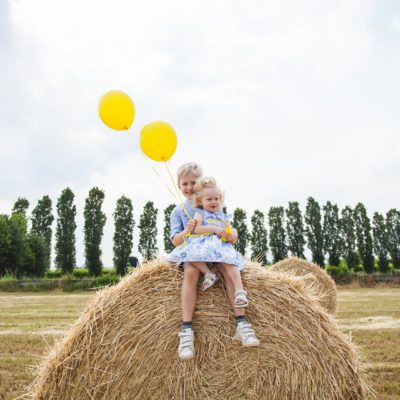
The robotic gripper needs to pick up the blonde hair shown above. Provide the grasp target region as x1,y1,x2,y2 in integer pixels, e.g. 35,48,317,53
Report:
192,176,225,208
176,162,203,185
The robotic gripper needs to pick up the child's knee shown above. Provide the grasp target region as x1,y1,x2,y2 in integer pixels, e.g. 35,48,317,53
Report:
183,263,200,281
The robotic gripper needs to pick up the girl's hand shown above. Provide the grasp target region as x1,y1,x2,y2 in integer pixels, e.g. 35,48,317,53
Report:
187,219,197,233
229,229,238,243
215,227,229,240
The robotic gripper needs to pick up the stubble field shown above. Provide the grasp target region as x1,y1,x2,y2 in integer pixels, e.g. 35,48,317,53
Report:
0,287,399,399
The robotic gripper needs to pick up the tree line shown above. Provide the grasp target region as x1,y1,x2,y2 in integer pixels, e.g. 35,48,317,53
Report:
1,188,399,278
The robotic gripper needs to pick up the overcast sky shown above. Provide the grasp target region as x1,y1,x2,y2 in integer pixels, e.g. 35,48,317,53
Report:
1,0,399,266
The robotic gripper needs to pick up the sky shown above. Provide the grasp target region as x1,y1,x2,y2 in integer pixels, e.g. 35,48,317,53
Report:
1,0,400,266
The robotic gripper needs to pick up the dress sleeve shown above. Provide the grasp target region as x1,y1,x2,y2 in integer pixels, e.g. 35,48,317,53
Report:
216,210,231,223
170,206,184,240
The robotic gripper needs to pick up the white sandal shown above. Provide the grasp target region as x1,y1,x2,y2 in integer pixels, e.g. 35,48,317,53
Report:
234,290,248,307
202,272,219,291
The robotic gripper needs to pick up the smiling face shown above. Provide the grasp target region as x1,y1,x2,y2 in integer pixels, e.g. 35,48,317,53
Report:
201,187,222,213
178,173,198,200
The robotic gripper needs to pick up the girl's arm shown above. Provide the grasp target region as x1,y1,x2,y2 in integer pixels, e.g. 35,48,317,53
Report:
171,226,191,247
194,224,219,235
192,212,216,235
228,228,238,244
193,214,229,240
170,207,197,247
171,220,197,247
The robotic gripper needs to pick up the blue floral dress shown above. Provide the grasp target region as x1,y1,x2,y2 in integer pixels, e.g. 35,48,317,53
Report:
168,208,244,270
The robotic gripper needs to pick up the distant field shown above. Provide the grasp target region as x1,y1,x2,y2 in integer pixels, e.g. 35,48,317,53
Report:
0,288,399,399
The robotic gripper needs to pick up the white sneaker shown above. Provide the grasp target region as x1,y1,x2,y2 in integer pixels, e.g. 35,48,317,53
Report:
234,321,260,347
178,328,195,360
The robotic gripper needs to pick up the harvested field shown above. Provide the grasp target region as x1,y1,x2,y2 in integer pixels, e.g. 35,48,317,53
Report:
0,284,399,399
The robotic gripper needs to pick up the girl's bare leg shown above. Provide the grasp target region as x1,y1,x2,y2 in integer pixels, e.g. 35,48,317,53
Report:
191,261,212,275
181,262,201,322
221,263,244,291
215,263,245,317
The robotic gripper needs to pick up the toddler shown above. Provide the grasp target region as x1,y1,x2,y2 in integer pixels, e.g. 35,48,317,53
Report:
169,176,250,307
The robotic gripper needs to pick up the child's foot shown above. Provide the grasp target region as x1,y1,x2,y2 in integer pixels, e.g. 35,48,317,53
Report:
178,328,195,360
234,321,260,347
234,290,248,307
202,272,219,291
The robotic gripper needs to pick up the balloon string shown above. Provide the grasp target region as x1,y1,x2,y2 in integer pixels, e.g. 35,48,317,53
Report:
164,160,183,203
164,160,192,221
126,129,179,202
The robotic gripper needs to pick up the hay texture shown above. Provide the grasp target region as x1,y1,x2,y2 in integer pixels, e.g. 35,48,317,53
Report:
30,259,368,400
269,257,337,314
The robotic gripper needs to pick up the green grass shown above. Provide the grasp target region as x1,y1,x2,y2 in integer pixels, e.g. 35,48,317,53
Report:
0,288,399,399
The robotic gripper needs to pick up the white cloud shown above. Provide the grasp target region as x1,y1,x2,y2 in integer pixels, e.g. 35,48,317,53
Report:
1,0,400,266
390,16,400,33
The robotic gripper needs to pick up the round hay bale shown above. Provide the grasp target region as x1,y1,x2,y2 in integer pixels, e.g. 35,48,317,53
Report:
30,259,368,400
269,257,337,314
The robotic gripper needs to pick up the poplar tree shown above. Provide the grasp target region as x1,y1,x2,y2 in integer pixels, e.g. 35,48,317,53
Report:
250,210,268,265
286,202,305,258
163,204,175,253
268,206,287,263
340,206,359,269
372,212,389,273
232,208,249,256
305,197,324,266
8,213,28,277
113,196,134,275
55,188,77,274
31,195,54,269
0,215,11,275
323,201,342,266
12,197,29,216
84,187,107,276
138,201,158,261
386,209,400,269
26,233,47,277
11,197,29,237
354,202,374,273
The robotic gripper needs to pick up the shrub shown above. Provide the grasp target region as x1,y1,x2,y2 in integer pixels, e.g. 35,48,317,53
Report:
62,277,92,292
45,269,63,279
0,274,18,281
102,268,117,277
61,275,120,292
325,264,351,277
90,275,119,287
71,269,90,278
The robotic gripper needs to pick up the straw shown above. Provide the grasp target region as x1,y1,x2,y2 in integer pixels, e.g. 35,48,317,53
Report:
29,259,370,400
269,257,337,314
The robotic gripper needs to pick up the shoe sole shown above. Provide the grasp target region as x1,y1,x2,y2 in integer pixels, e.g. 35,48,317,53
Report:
179,354,195,360
202,277,220,291
233,334,260,347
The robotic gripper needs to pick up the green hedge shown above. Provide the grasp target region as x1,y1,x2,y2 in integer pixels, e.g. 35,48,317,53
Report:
0,275,120,292
325,264,351,277
45,268,117,279
62,275,120,291
0,279,61,292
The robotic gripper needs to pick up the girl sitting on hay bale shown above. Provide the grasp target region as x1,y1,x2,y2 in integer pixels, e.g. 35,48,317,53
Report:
169,163,259,360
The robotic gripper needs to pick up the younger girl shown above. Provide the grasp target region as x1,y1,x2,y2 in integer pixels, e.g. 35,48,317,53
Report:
169,176,249,307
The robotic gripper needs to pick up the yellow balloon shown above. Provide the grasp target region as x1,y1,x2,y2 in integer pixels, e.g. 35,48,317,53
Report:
140,121,178,161
98,90,135,131
221,225,232,242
